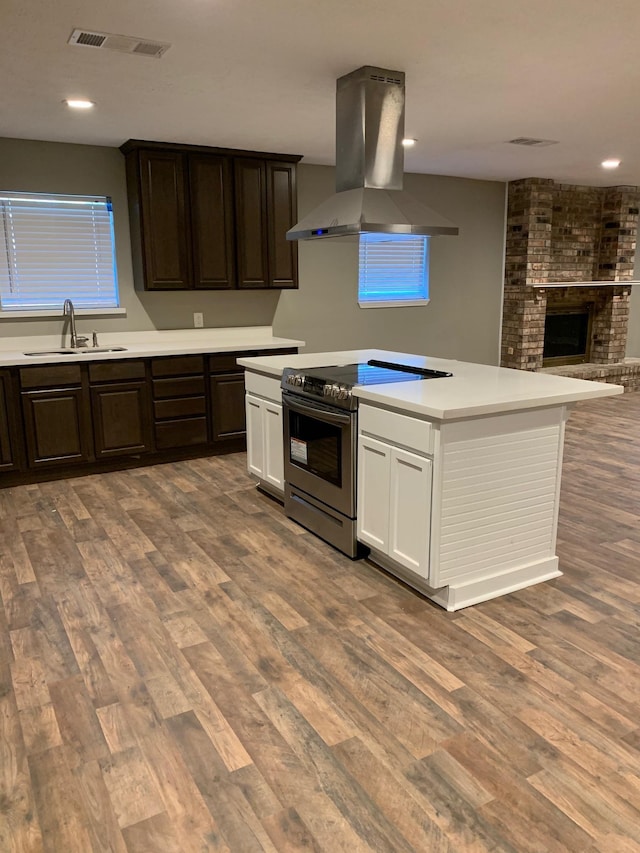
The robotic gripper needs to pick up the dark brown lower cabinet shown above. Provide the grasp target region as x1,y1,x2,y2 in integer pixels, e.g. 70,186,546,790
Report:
22,388,92,468
0,371,18,470
151,356,208,450
91,382,152,458
210,372,247,441
3,347,299,485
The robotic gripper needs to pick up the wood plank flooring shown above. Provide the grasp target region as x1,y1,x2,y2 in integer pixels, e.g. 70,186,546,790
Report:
1,392,640,852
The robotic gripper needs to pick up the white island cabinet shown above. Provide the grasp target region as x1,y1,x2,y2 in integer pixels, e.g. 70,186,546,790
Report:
358,405,433,578
239,348,623,611
245,370,286,496
357,401,573,610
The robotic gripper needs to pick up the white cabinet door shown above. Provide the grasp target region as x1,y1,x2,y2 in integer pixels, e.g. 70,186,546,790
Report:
263,401,284,491
357,436,391,552
389,447,432,578
245,394,265,478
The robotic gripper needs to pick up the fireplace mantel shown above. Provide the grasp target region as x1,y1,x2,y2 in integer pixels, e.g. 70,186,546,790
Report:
531,281,639,288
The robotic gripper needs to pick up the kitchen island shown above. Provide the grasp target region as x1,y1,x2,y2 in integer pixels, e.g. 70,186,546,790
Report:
239,348,622,610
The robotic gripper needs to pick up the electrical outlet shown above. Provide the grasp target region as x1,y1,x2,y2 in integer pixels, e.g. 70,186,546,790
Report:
193,312,204,328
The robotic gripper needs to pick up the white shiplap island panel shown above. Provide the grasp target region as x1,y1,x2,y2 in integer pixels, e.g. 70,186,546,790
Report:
429,406,566,608
240,349,622,611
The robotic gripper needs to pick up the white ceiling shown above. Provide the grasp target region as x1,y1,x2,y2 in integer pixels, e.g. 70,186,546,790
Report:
3,0,640,186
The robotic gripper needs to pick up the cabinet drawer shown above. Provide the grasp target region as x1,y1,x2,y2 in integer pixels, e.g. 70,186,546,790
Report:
209,353,244,373
20,364,82,389
151,355,204,377
89,360,145,383
154,396,206,420
152,376,205,398
255,347,298,358
244,371,282,401
155,417,208,449
210,348,297,374
359,404,434,455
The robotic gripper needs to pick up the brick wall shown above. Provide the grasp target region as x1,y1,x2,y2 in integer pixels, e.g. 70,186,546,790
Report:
501,178,640,371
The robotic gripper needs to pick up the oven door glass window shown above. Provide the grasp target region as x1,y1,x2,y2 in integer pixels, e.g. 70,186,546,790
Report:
288,411,342,487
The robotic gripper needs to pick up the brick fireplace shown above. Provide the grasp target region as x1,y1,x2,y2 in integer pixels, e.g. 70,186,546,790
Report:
501,178,640,390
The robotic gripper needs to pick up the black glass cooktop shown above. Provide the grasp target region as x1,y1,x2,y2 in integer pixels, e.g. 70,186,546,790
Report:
304,360,452,386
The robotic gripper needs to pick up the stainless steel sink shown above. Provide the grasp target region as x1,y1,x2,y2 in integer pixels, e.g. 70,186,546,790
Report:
24,347,128,356
80,346,128,353
23,350,74,356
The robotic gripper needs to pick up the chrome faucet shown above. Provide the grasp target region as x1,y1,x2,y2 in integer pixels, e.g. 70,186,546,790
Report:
63,299,78,347
62,299,89,348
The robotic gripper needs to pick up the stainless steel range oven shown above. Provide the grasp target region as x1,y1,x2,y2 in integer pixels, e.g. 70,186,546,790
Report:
281,360,452,558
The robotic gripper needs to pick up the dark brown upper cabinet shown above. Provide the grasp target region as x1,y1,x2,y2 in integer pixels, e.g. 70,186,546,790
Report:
234,158,269,289
266,161,298,289
121,140,301,292
189,154,235,290
138,150,191,290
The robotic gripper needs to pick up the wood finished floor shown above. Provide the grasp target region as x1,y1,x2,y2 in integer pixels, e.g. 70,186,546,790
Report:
2,393,640,852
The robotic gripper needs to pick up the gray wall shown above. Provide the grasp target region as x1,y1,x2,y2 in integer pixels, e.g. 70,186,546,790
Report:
274,164,507,364
0,137,510,365
0,137,278,338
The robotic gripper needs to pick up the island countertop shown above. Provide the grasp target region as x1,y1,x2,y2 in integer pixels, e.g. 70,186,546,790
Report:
238,348,623,420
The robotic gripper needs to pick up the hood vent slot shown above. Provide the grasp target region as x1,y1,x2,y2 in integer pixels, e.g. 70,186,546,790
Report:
68,29,171,59
369,72,402,84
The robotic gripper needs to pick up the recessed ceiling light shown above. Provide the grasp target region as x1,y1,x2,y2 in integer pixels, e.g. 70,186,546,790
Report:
64,98,95,109
402,138,417,147
601,158,621,169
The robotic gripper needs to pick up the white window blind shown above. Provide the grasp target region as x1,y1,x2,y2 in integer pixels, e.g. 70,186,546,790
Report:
0,191,119,312
358,233,429,307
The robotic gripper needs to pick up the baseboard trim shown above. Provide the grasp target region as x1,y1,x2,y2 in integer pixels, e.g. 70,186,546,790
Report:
364,549,561,611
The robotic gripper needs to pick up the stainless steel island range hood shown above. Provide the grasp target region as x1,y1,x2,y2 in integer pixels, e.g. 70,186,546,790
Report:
287,66,459,241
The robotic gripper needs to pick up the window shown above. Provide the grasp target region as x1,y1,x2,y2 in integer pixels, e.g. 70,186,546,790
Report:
358,233,429,308
0,191,119,313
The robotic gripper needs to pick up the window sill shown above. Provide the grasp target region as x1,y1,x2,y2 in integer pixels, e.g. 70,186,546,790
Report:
358,299,430,309
0,308,127,319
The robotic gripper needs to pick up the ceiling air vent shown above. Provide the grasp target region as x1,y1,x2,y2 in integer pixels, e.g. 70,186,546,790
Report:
507,137,559,147
68,29,171,59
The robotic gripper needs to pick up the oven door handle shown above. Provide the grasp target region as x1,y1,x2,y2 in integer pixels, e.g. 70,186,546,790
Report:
283,394,353,426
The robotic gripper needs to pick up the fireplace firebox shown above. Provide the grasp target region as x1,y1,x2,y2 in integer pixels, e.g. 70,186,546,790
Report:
543,305,593,366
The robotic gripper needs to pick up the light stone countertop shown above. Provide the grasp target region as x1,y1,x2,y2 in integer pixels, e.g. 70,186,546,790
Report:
0,326,305,367
238,348,623,420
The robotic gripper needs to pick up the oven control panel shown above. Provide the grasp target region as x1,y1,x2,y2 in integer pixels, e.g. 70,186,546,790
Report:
284,372,304,387
283,371,350,398
281,368,354,409
324,383,350,400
